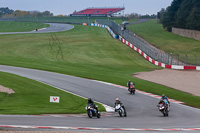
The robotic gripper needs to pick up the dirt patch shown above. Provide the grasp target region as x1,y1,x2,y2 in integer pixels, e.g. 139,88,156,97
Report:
0,85,15,94
133,69,200,97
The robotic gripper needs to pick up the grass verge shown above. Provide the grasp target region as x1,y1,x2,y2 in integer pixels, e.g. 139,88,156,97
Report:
0,21,49,32
0,71,104,114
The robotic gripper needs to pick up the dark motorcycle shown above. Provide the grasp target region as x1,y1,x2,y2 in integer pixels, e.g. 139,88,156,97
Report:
157,100,169,117
128,83,135,94
86,105,101,118
115,104,127,117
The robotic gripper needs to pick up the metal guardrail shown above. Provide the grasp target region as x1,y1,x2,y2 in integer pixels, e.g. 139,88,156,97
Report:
96,19,200,66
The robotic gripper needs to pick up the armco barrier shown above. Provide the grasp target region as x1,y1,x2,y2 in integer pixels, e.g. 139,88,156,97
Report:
90,23,200,70
90,23,118,39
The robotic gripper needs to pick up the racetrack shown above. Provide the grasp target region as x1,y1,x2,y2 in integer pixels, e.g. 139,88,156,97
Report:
0,65,200,132
0,23,74,35
0,23,200,132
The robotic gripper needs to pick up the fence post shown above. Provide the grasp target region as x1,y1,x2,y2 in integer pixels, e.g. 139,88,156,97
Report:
195,55,197,66
168,53,170,64
186,54,188,65
170,53,172,65
155,52,158,61
88,17,89,25
177,54,179,65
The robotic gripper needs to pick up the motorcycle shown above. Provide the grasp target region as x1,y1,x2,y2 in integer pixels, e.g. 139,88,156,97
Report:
157,100,169,117
128,83,135,94
86,105,101,118
115,104,127,117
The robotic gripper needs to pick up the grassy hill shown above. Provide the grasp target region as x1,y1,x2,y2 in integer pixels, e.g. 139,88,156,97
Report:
127,20,200,65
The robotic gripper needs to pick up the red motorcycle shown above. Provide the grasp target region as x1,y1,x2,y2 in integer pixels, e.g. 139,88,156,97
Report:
128,83,135,94
157,100,169,117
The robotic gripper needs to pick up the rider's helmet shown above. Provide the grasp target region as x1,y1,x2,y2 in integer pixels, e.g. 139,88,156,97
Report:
88,98,92,103
162,94,165,98
116,98,119,101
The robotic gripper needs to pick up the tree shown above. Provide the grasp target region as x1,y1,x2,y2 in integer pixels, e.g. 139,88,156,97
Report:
42,11,53,16
175,0,192,28
186,0,200,30
128,13,140,19
12,10,30,17
0,12,3,18
0,7,14,17
157,8,166,23
57,14,64,17
162,0,183,31
159,0,200,31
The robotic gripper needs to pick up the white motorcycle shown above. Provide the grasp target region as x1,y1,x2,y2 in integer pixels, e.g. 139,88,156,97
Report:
115,104,127,117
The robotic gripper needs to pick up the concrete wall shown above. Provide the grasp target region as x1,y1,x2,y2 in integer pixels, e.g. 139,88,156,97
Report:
172,27,200,41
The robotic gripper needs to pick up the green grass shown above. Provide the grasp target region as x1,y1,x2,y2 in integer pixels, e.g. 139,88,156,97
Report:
15,16,135,25
0,25,159,79
0,22,199,114
0,21,49,32
127,20,200,57
0,71,105,114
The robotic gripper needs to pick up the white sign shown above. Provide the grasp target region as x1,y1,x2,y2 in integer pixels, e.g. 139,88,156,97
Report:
50,96,60,103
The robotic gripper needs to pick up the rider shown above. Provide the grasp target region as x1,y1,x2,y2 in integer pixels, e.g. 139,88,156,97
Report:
114,98,126,115
87,98,99,113
160,94,169,104
159,94,170,109
127,80,134,90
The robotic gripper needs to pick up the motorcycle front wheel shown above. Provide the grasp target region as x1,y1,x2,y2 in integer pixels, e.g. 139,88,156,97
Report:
87,110,93,118
119,110,123,117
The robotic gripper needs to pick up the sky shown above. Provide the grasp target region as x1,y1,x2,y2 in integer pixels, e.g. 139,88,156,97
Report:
1,0,173,16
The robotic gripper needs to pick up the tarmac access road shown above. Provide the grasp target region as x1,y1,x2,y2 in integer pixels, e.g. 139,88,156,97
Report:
0,65,200,133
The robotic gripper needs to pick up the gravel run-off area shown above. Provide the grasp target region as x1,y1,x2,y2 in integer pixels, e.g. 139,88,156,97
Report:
133,69,200,97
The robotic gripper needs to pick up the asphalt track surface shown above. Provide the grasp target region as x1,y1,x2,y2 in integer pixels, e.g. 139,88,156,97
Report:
0,23,74,35
0,23,200,132
0,65,200,132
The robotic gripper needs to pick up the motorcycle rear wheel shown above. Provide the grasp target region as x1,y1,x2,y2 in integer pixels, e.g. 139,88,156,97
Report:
97,113,101,118
124,110,127,117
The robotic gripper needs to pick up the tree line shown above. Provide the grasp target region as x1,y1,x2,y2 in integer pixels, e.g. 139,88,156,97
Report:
0,7,14,17
158,0,200,31
0,7,53,18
